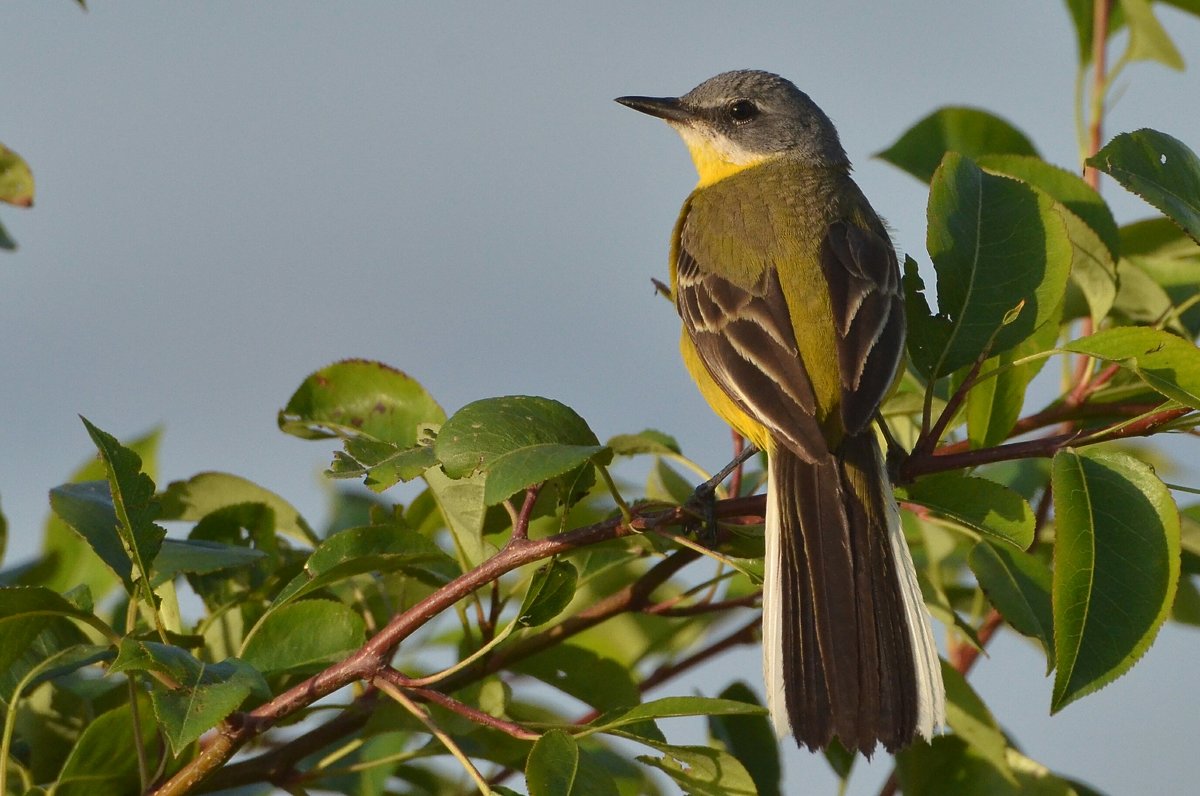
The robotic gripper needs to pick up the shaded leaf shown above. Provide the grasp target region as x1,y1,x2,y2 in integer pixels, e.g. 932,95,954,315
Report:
1051,448,1180,711
589,696,765,735
1088,129,1200,244
423,466,490,567
159,471,315,544
526,729,619,796
966,316,1059,448
909,154,1071,379
898,734,1083,795
55,694,163,796
941,660,1014,783
877,107,1037,183
329,437,436,492
969,541,1055,670
708,681,780,796
518,560,578,627
241,599,365,673
272,522,459,608
899,473,1035,548
279,359,445,444
514,644,640,713
151,538,267,585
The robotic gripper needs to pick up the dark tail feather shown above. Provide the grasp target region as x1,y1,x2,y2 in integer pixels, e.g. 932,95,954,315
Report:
762,433,944,755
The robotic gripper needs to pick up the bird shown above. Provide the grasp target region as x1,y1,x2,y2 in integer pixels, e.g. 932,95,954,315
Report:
616,70,944,755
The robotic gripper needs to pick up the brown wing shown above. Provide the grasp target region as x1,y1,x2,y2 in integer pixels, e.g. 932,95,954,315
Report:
675,243,827,463
820,220,905,436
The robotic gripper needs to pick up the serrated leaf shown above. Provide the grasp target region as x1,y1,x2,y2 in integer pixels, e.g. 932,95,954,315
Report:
111,639,269,753
1063,326,1200,408
899,473,1035,548
241,599,365,673
272,523,459,608
1088,129,1200,244
0,143,34,207
279,359,445,443
518,560,578,627
910,154,1071,379
159,471,315,544
330,438,436,492
969,541,1054,670
80,418,166,591
607,430,682,456
634,740,757,796
436,396,609,506
708,682,780,796
1051,448,1180,711
46,481,137,592
877,107,1038,183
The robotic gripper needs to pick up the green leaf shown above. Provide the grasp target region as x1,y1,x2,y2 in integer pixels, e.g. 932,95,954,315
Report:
1050,448,1181,711
279,359,445,444
1063,0,1126,65
80,418,166,591
1063,326,1200,408
151,538,267,584
966,317,1059,448
898,735,1082,796
607,429,682,456
588,696,765,735
329,438,437,492
0,217,14,250
1109,257,1187,333
518,560,578,627
514,645,640,713
1120,0,1185,70
1120,216,1200,258
977,154,1119,257
645,458,697,505
526,730,619,796
272,522,459,608
708,682,780,796
423,466,490,567
910,153,1071,379
969,541,1055,670
436,396,609,506
877,107,1038,183
941,660,1015,783
55,694,163,796
111,639,269,753
634,740,757,796
159,471,315,544
49,481,138,592
527,729,579,796
0,143,34,207
1127,254,1200,336
241,599,365,673
1088,129,1200,244
898,473,1035,548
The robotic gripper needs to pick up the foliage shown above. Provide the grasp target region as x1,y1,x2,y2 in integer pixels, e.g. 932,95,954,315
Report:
3,2,1200,794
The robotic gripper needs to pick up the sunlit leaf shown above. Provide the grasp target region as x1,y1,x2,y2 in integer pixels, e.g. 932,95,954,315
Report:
1088,129,1200,244
0,143,35,207
899,473,1035,548
969,541,1054,670
1064,326,1200,408
241,599,365,673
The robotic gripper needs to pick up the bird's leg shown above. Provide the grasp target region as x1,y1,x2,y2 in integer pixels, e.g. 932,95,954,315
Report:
686,444,758,545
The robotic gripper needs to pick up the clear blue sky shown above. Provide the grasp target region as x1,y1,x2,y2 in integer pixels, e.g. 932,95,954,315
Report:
2,2,1198,793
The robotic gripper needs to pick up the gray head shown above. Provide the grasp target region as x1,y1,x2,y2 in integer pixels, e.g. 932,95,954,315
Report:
616,70,848,172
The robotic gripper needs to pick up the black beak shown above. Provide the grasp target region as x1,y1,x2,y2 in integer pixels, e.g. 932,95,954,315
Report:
614,95,694,124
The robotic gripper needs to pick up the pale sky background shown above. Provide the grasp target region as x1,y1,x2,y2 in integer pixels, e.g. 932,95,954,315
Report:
2,2,1199,794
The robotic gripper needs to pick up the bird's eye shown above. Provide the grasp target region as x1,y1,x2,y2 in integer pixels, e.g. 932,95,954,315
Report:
727,99,759,122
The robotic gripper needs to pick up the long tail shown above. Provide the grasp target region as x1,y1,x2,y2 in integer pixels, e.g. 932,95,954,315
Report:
761,432,944,755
